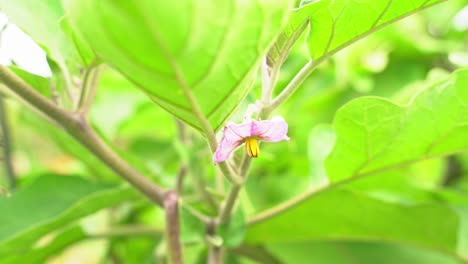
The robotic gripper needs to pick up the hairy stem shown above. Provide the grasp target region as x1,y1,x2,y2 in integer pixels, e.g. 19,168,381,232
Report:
0,94,15,189
0,65,167,206
164,191,184,264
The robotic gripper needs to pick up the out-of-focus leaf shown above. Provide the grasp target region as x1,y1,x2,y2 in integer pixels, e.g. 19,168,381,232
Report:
246,189,460,255
326,69,468,182
265,241,463,264
111,236,159,264
63,0,291,131
308,124,335,186
0,0,73,67
0,174,137,256
304,0,446,61
180,205,205,244
218,208,246,248
0,226,87,264
59,18,94,66
90,68,149,139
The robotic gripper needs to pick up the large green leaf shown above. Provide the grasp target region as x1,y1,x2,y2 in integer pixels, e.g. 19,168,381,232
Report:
246,188,462,257
62,0,291,131
0,174,138,256
326,69,468,182
303,0,447,61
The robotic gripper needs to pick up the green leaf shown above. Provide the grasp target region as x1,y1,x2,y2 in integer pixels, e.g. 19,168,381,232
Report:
62,0,291,131
0,174,137,256
266,241,463,264
246,188,460,255
218,208,246,248
267,1,327,73
302,0,446,61
8,66,51,98
308,124,335,186
180,205,205,244
0,226,87,264
0,0,72,67
326,69,468,182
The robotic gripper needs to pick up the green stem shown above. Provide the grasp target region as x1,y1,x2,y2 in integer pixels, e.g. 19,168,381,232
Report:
264,59,323,115
0,65,167,206
218,157,252,223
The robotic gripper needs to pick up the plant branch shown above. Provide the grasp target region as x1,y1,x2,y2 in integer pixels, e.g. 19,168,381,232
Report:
0,93,15,189
0,65,167,206
164,191,184,264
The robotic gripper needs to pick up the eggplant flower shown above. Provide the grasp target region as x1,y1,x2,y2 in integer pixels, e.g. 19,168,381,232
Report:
213,116,289,163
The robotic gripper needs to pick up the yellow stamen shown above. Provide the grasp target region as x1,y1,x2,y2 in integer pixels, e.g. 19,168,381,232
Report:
245,137,259,158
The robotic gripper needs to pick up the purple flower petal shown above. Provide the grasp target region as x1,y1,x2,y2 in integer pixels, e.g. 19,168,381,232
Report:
252,116,290,142
213,122,250,163
213,116,290,163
